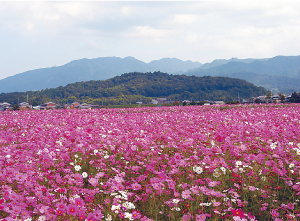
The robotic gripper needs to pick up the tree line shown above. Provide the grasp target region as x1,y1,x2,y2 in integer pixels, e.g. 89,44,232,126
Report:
0,72,267,106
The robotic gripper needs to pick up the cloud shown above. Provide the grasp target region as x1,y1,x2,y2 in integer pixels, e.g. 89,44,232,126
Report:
123,26,174,43
174,14,199,25
1,1,300,79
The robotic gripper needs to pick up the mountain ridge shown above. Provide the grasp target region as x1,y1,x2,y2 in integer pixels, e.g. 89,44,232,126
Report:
1,55,300,94
184,55,300,93
0,57,202,93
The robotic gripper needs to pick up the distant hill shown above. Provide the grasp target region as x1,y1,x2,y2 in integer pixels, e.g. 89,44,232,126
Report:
0,57,202,93
198,57,268,70
0,72,267,105
184,55,300,93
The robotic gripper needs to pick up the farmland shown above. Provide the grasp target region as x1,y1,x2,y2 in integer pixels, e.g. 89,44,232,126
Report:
1,104,300,221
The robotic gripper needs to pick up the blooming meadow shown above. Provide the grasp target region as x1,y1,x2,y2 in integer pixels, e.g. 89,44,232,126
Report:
1,104,300,221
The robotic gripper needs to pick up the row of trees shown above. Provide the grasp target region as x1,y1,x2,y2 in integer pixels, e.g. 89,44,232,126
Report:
290,92,300,103
0,72,267,106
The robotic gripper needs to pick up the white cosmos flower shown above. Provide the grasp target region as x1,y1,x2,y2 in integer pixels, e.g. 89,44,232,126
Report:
270,142,277,150
74,165,81,171
105,214,112,221
111,204,121,211
123,201,135,209
193,166,203,174
235,161,242,167
172,198,180,204
124,212,133,220
213,168,221,178
220,167,226,174
82,172,88,178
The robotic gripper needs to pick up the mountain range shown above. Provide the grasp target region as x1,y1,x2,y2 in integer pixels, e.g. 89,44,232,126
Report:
0,57,202,93
185,55,300,94
0,55,300,94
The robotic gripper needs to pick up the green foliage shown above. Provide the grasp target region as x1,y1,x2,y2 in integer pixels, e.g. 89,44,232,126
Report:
290,92,300,103
0,72,267,106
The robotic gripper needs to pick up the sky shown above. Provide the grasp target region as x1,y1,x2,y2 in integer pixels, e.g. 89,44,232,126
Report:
1,1,300,80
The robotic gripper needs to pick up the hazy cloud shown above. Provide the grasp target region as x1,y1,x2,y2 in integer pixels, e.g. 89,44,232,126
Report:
1,1,300,79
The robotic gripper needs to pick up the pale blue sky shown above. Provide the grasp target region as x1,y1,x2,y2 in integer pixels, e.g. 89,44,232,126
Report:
1,1,300,80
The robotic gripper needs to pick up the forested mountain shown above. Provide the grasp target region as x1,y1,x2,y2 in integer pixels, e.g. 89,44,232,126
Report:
0,57,202,93
0,72,267,106
184,55,300,93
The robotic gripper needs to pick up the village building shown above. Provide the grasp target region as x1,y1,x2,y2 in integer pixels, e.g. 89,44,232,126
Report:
0,102,11,111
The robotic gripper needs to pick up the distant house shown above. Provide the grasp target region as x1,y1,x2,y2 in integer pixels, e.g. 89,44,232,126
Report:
242,99,250,104
256,96,268,103
0,102,11,111
19,102,32,110
71,102,80,109
39,102,57,110
64,102,97,110
79,103,92,109
213,101,225,105
156,98,168,104
151,99,159,104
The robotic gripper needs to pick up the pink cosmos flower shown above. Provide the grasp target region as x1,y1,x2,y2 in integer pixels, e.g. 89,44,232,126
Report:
271,210,279,218
196,214,207,221
157,172,167,181
93,209,103,220
174,153,182,161
66,204,78,216
78,209,86,220
0,199,4,210
115,176,124,183
181,190,191,199
86,213,97,221
74,197,85,207
208,181,218,187
174,191,180,197
89,177,99,187
56,208,64,216
213,201,221,207
56,203,66,212
132,210,142,219
132,183,142,191
74,173,83,180
233,217,247,221
248,186,256,191
231,209,245,218
46,213,57,220
95,172,105,178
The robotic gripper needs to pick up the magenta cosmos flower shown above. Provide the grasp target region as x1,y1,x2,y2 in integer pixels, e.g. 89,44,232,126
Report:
66,204,79,216
74,197,85,207
132,183,142,191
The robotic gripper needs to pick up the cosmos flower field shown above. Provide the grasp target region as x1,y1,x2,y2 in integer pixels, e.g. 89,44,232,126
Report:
1,104,300,221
